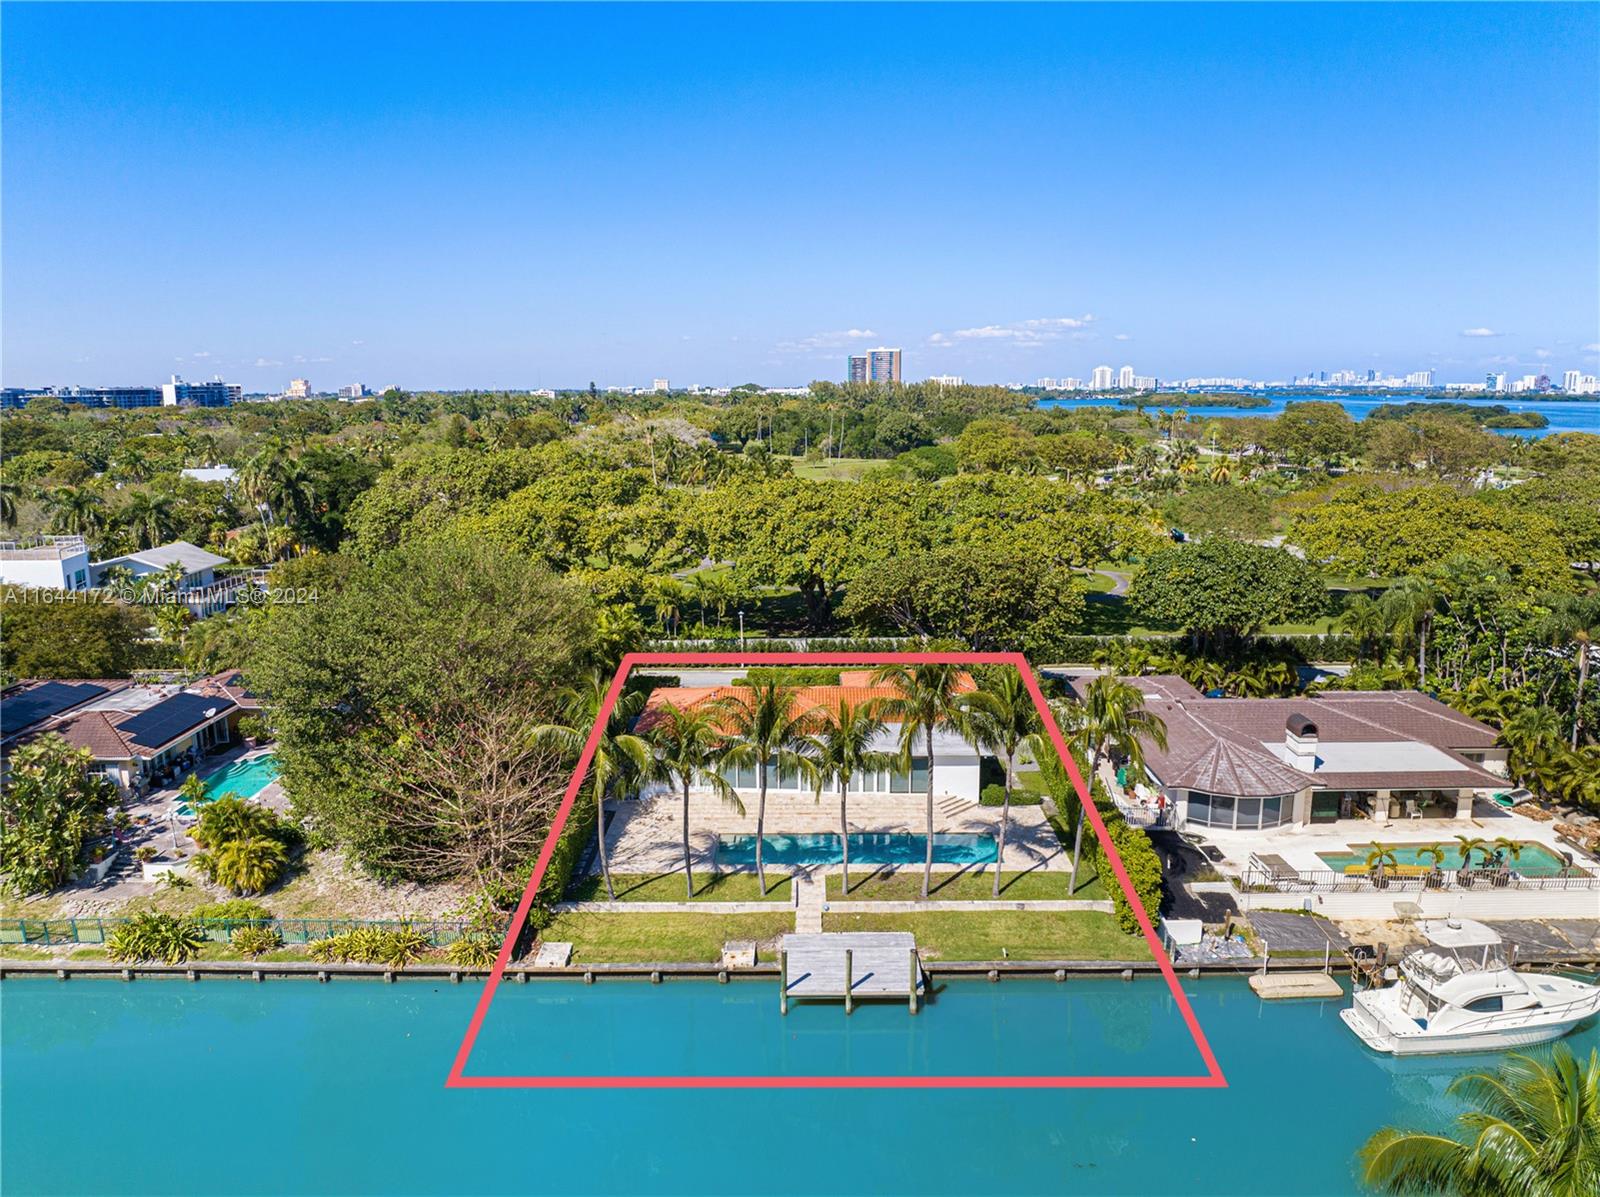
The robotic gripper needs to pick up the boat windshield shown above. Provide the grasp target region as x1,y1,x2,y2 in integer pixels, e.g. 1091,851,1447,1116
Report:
1401,942,1508,987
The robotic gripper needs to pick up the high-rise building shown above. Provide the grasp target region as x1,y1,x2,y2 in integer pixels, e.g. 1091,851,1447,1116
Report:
339,384,367,400
286,378,311,399
652,378,670,393
847,354,869,384
1091,365,1114,391
1563,370,1583,393
162,375,239,407
1486,372,1507,392
1405,370,1434,387
1061,377,1083,391
1117,365,1135,389
867,348,901,384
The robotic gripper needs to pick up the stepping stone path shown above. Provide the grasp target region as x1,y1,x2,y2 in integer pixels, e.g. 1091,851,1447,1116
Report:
795,873,824,934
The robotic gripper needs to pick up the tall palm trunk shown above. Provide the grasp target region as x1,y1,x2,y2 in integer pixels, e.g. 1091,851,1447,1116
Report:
755,766,768,895
681,779,694,898
1573,643,1589,750
994,748,1013,898
922,727,935,899
839,778,851,894
1071,748,1102,894
595,777,615,901
1418,613,1430,687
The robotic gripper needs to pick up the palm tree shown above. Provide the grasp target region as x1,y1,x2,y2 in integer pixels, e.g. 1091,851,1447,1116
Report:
0,480,19,528
533,671,651,901
808,699,893,894
711,681,820,895
962,669,1046,896
1060,676,1169,893
210,834,288,896
1358,1045,1600,1196
1453,834,1489,871
118,492,177,550
1340,594,1390,662
1502,706,1566,791
1539,593,1600,749
871,664,970,899
643,703,741,898
267,458,318,532
1206,459,1233,484
42,485,106,540
1384,576,1440,687
1364,843,1399,886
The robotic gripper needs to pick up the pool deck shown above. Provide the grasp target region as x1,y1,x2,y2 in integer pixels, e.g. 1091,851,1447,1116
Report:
1197,801,1598,879
604,790,1065,876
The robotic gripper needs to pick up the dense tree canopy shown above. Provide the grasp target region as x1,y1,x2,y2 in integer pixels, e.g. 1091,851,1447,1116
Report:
1127,538,1326,648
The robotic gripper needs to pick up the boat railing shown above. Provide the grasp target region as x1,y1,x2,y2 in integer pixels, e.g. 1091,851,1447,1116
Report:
1430,991,1600,1037
1399,949,1507,988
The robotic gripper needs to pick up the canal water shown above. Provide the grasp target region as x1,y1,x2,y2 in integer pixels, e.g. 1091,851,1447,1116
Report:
3,974,1595,1194
1039,392,1599,437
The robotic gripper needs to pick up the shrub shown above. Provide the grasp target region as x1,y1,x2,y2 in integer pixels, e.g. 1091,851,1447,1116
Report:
229,924,282,958
733,667,843,687
191,898,273,924
980,783,1008,807
445,933,500,969
307,924,433,969
134,845,158,863
1095,816,1164,935
106,913,206,964
237,716,272,743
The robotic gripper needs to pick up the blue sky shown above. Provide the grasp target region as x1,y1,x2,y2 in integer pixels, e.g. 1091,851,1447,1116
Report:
4,2,1597,390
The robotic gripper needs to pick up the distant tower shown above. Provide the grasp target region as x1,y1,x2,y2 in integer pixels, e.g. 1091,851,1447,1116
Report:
1091,365,1114,391
867,348,902,384
847,354,869,384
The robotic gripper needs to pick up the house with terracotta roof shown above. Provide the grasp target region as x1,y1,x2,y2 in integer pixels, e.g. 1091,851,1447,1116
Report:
638,670,985,802
1067,675,1509,832
2,675,243,792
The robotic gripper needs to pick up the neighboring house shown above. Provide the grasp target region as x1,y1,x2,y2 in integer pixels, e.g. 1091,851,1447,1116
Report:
1,675,242,792
180,466,237,489
638,670,984,801
1067,675,1508,832
0,536,93,591
90,540,229,589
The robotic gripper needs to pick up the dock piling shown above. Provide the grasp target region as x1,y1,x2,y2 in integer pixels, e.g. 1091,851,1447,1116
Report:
844,948,853,1015
779,948,788,1015
908,948,918,1015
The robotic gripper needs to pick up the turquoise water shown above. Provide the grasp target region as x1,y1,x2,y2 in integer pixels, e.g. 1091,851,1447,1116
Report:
200,753,280,799
3,975,1596,1195
1318,841,1570,876
719,832,997,867
1039,392,1599,437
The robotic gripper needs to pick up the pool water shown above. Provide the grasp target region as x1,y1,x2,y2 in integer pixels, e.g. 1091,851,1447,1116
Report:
718,832,997,867
4,976,1596,1195
199,753,280,799
1318,840,1570,876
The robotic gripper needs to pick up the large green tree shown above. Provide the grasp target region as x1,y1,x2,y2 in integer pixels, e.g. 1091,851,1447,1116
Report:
1126,538,1325,650
0,589,152,681
247,537,594,880
0,736,116,896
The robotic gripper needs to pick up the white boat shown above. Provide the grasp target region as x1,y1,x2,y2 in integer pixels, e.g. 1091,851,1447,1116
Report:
1340,919,1600,1056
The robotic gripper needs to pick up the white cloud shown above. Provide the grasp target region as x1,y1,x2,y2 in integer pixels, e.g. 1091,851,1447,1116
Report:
1534,348,1552,359
1584,343,1600,353
926,314,1096,346
775,328,880,354
253,357,283,368
1113,333,1133,342
1460,327,1502,338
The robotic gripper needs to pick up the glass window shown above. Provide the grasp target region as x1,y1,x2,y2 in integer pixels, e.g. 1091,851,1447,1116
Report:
1261,796,1284,827
1188,792,1211,823
764,762,780,792
910,756,930,793
890,764,911,793
1236,798,1261,830
736,762,757,790
1210,795,1235,827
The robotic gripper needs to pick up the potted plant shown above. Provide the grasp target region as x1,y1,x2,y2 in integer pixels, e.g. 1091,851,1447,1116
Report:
1454,835,1487,888
1365,843,1398,889
1417,844,1447,889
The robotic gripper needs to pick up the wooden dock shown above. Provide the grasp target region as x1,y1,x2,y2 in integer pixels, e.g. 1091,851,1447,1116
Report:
780,932,925,1014
1248,972,1344,1000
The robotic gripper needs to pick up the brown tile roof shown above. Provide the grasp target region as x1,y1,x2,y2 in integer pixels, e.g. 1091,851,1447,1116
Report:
50,711,137,760
1121,681,1505,798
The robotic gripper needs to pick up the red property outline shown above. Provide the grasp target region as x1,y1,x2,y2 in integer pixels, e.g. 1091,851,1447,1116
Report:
446,651,1228,1090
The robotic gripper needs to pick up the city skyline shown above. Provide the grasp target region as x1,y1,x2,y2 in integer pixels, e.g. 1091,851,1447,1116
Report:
3,3,1597,390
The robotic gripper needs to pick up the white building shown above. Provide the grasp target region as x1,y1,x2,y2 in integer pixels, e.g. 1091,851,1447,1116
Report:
639,672,984,803
1405,370,1434,387
0,536,92,592
1091,365,1114,391
339,384,367,400
927,375,964,387
161,375,240,407
286,378,311,399
91,541,229,590
651,378,671,393
1117,365,1136,389
1486,372,1507,392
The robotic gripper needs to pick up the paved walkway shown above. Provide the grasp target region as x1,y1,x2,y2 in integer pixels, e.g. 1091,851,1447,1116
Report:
795,873,824,933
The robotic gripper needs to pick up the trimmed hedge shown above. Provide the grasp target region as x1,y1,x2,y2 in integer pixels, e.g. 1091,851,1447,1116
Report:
530,788,599,931
1095,815,1164,935
980,782,1043,807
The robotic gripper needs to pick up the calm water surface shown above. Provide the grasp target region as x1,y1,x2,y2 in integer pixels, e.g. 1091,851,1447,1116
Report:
1041,392,1599,437
5,975,1596,1195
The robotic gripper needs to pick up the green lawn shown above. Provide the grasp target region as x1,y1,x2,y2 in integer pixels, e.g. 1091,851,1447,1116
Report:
538,911,795,964
567,871,793,903
827,867,1106,902
820,910,1152,962
791,456,882,482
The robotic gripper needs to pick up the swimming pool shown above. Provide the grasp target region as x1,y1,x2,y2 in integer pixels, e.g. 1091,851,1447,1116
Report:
199,754,280,800
1317,840,1571,876
717,832,997,867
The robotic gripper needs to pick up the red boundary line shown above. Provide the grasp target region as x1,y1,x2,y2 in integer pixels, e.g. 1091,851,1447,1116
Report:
446,652,1228,1089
